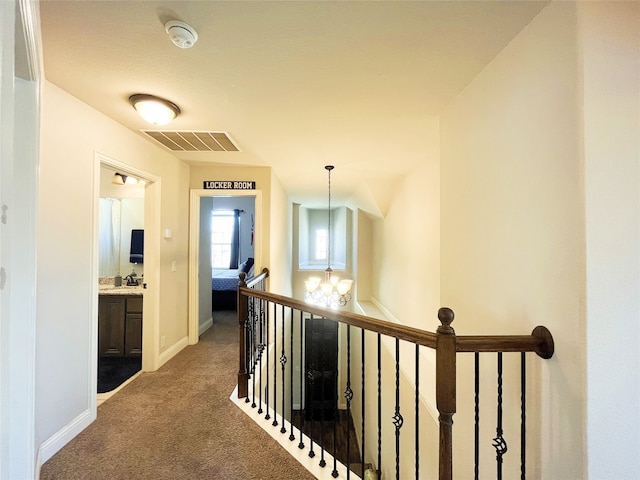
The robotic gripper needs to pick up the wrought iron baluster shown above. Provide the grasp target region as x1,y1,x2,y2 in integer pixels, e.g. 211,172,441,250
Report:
492,352,507,480
257,298,265,414
415,343,419,480
393,338,403,480
308,314,316,459
250,297,256,407
289,307,295,441
264,300,270,420
345,325,353,479
319,317,327,468
298,311,305,450
362,328,366,478
377,333,382,477
273,302,279,427
475,352,480,480
332,353,339,479
521,352,526,480
280,305,287,433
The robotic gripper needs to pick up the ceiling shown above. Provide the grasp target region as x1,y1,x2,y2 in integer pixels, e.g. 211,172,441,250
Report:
39,0,547,211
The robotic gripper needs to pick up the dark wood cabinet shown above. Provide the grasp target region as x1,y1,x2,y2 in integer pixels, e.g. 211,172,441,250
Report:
98,295,142,358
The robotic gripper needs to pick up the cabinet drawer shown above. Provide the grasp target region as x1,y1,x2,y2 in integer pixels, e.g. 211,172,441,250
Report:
127,296,143,313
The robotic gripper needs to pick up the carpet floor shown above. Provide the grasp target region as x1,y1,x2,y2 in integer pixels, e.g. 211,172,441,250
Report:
40,310,317,480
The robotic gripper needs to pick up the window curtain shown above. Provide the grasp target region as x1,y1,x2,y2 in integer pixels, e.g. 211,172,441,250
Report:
229,209,240,269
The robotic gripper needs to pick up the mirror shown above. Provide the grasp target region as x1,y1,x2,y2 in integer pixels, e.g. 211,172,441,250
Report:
99,166,145,277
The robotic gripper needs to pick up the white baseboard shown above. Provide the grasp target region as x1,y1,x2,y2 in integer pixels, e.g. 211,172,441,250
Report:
199,316,213,336
159,336,189,368
38,408,95,466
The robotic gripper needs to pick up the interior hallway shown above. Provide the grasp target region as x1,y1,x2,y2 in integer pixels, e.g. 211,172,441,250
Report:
40,310,316,480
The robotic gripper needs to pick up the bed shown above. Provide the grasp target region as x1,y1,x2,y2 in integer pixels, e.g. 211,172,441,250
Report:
211,258,254,310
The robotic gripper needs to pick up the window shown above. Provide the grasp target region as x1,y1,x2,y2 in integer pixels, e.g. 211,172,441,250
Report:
315,228,327,261
211,210,235,268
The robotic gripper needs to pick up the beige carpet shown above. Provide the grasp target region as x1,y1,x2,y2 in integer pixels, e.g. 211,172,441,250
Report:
40,310,316,480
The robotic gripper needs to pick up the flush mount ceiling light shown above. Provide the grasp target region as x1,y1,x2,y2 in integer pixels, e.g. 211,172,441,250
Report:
129,94,180,126
165,20,198,49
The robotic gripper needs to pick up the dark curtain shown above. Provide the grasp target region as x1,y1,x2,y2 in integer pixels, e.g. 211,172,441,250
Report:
229,209,240,269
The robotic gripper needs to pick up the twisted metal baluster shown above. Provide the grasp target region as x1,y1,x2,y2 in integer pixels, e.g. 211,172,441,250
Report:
308,315,316,459
344,326,353,479
415,343,419,480
280,305,287,433
492,352,507,480
332,352,339,479
393,338,404,480
377,333,382,477
475,352,480,480
298,311,305,449
362,328,366,477
264,301,270,420
319,318,326,468
521,352,526,480
272,302,278,427
257,298,264,415
250,298,257,407
289,307,295,441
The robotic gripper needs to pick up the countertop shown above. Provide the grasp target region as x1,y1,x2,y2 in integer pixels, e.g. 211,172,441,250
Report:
98,285,144,296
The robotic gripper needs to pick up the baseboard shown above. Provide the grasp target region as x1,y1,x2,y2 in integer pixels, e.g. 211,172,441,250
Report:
158,336,189,368
199,316,213,336
38,408,95,466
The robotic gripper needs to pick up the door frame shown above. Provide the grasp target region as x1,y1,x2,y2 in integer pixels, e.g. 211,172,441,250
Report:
1,1,42,478
94,152,161,373
188,189,262,344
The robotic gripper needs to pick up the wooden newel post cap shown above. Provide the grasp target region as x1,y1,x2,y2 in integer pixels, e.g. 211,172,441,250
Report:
437,307,455,334
238,272,247,287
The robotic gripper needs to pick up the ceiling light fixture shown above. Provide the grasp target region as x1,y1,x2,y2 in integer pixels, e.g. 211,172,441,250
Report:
165,20,198,49
112,173,126,185
129,94,180,126
304,165,353,309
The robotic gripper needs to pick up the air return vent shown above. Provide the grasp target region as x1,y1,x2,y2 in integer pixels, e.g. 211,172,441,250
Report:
141,131,240,152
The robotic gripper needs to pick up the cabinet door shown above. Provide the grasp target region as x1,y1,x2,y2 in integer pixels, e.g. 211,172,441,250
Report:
98,296,126,357
125,313,143,357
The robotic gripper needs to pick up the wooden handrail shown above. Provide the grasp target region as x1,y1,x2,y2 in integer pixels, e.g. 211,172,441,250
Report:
237,289,554,480
238,288,554,358
239,286,438,348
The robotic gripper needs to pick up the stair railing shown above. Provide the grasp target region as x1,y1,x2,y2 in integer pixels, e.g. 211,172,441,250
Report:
237,270,554,480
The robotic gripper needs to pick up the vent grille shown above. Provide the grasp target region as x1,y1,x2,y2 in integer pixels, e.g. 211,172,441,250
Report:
141,131,240,152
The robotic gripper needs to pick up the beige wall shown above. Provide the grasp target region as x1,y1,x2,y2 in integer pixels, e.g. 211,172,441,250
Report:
268,170,292,296
370,117,440,331
579,2,640,478
440,3,584,478
37,81,190,455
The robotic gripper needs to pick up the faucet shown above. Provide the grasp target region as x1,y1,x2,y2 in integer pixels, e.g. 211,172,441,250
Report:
125,274,138,286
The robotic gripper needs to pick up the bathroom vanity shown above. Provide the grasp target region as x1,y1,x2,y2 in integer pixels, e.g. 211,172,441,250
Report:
98,288,143,357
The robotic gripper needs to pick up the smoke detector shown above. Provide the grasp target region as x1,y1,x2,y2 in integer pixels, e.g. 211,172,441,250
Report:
165,20,198,49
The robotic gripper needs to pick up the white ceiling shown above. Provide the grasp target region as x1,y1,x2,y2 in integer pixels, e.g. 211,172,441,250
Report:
39,0,547,210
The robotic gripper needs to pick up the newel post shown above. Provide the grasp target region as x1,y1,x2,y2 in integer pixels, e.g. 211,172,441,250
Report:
237,272,249,399
436,307,457,480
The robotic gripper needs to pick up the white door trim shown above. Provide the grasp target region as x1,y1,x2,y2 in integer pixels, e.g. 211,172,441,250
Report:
0,1,42,478
188,189,262,344
94,152,162,373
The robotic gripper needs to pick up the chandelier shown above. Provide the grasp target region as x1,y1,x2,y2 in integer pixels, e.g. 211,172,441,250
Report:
304,165,353,309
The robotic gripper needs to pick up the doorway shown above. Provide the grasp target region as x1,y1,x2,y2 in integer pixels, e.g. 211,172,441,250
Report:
94,153,161,402
188,189,262,345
